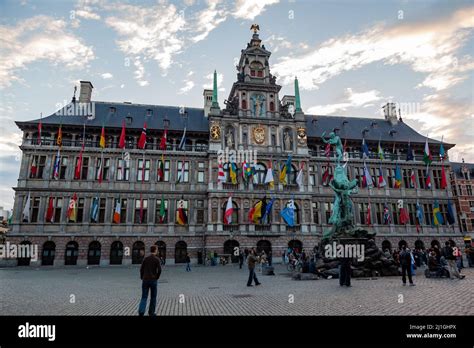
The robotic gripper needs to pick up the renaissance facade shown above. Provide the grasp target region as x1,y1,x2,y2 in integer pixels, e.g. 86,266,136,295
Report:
8,28,464,266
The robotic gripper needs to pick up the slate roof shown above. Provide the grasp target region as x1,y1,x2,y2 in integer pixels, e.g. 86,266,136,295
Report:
450,162,474,179
16,101,452,146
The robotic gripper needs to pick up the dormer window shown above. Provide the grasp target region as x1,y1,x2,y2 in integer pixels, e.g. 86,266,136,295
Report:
250,61,264,78
109,107,116,114
126,116,133,125
146,109,153,117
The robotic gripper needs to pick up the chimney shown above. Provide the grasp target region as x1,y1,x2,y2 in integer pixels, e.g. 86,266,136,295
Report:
79,81,93,103
203,89,213,117
382,102,398,126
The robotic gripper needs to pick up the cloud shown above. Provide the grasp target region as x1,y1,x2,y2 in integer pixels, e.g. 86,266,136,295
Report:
190,0,227,43
272,7,474,92
202,72,224,89
307,88,382,115
233,0,279,20
178,80,195,94
101,72,113,79
0,15,95,89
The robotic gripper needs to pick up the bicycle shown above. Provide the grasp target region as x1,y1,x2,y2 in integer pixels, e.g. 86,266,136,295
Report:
287,259,302,272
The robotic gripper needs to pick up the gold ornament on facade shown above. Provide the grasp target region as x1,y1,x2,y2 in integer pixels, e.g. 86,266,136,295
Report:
253,126,265,144
297,127,307,145
210,122,221,141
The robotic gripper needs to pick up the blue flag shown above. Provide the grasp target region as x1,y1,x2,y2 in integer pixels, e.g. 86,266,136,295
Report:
261,198,274,224
280,200,295,227
90,196,99,222
447,199,455,225
361,138,370,159
416,202,424,225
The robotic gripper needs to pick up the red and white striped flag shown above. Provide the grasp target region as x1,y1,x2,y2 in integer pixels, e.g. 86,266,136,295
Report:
224,196,233,225
217,163,226,184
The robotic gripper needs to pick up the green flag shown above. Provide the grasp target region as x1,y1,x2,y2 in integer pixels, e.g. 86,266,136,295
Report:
159,195,165,223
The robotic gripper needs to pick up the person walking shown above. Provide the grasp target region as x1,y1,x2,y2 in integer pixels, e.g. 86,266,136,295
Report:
400,245,415,286
185,253,191,272
247,249,261,287
138,245,162,316
443,241,465,279
239,250,244,269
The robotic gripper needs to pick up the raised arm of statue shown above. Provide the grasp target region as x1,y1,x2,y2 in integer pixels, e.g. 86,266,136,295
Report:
321,131,329,144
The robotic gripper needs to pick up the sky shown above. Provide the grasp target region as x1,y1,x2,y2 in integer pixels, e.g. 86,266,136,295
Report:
0,0,473,211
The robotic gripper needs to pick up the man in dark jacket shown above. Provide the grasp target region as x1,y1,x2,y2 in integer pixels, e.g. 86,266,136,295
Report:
239,250,244,269
443,241,465,279
339,257,352,287
400,245,415,286
138,245,162,316
247,250,261,287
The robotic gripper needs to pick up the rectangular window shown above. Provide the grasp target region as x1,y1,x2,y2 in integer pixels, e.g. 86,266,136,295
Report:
408,203,417,225
197,162,205,183
30,155,46,179
423,204,432,226
257,70,263,77
54,197,62,223
196,199,205,224
309,165,316,186
31,197,40,222
95,157,110,181
164,160,170,182
375,203,384,225
134,199,148,224
403,169,411,189
321,165,334,186
137,159,150,182
155,199,168,223
114,198,127,223
117,158,130,181
355,167,364,187
75,157,89,180
358,203,368,224
417,169,426,189
99,198,106,223
176,200,189,224
52,156,68,180
391,203,399,225
387,168,395,189
467,185,473,196
177,161,189,182
439,203,448,225
324,202,332,224
73,198,84,223
433,169,442,190
312,202,319,224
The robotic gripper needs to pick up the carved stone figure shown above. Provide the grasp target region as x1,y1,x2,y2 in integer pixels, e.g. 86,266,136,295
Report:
250,94,266,117
284,130,292,151
321,131,343,165
224,96,239,114
226,129,234,148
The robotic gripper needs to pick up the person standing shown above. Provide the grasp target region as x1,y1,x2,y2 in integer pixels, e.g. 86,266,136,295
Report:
339,257,352,287
443,241,465,279
268,251,273,266
185,253,191,272
138,245,162,316
400,245,415,286
247,250,261,287
239,250,244,269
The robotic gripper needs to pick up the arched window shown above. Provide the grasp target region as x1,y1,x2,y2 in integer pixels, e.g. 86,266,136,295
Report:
224,240,240,263
414,240,425,250
381,240,392,252
256,240,272,255
222,201,239,224
42,241,56,266
88,241,101,265
293,202,300,225
65,241,79,265
398,240,407,250
175,241,187,264
269,101,275,112
110,241,124,265
252,162,267,184
288,240,303,253
132,241,145,264
17,241,32,266
242,99,247,109
155,241,166,261
431,240,440,248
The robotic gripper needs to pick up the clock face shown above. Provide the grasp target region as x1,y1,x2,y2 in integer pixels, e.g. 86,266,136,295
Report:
210,124,221,140
253,126,265,144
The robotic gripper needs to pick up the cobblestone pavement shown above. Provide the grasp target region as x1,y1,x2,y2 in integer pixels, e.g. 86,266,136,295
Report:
1,264,473,316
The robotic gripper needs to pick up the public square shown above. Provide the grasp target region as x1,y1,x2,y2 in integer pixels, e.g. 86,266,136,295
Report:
1,264,472,316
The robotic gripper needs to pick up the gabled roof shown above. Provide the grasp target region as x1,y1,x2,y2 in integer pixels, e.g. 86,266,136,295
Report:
450,162,474,179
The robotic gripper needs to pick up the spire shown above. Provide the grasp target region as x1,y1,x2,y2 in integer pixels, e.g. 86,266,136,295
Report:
212,70,219,108
294,76,302,112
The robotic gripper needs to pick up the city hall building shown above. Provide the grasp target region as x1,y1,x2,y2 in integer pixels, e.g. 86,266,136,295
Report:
8,28,464,266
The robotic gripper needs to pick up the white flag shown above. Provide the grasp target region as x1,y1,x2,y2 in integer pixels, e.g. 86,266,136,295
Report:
296,168,304,187
22,192,31,222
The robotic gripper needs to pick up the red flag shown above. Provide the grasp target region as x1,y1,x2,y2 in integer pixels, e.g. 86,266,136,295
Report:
366,203,371,226
74,151,83,180
324,143,331,157
30,157,37,177
440,164,447,189
399,207,410,225
410,169,417,188
118,120,126,149
137,122,147,149
97,158,103,184
159,129,167,150
45,197,54,222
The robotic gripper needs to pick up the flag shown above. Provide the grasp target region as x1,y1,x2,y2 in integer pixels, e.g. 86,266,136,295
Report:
363,164,373,189
157,154,164,181
406,141,414,161
159,129,168,150
53,149,61,180
279,155,292,185
423,138,432,165
322,164,332,186
440,165,447,189
74,148,83,180
97,158,103,183
22,193,31,222
432,200,444,226
416,202,424,226
394,164,402,188
229,162,237,184
90,197,99,222
113,200,121,223
439,142,446,161
218,162,226,184
242,161,250,181
264,161,274,188
410,169,417,188
37,119,42,145
177,161,185,183
398,200,409,225
118,120,126,149
158,195,166,223
383,204,391,225
137,122,147,149
280,199,296,227
296,163,304,188
261,198,274,224
324,143,331,157
30,156,37,177
176,199,187,225
377,141,384,160
99,126,106,149
425,168,432,189
56,126,62,147
366,202,371,226
447,199,455,225
378,166,386,188
249,200,263,224
361,138,370,159
67,193,78,222
45,197,54,223
224,196,233,225
178,128,186,151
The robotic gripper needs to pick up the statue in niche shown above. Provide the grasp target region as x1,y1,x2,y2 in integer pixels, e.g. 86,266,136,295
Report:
226,129,234,149
250,94,266,117
284,130,292,151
